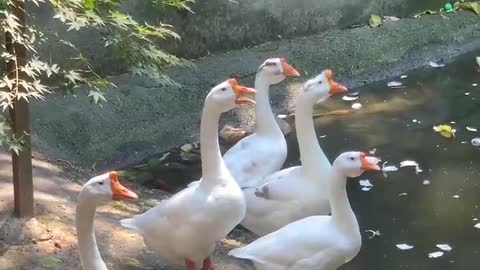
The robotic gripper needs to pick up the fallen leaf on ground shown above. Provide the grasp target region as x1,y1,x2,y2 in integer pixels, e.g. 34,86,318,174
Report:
433,125,456,138
220,125,247,143
396,243,414,250
453,195,460,199
369,14,382,27
180,143,194,153
423,179,431,185
436,244,452,251
398,192,408,196
343,95,359,101
383,16,400,22
352,103,362,110
472,138,480,147
428,251,444,258
428,61,446,68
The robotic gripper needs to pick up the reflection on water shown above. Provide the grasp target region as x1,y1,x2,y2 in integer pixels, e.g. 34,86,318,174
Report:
282,51,480,270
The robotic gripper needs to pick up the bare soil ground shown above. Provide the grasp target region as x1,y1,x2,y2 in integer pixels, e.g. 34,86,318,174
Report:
0,152,255,270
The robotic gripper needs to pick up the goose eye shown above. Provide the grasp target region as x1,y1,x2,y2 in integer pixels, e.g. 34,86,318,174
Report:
349,157,355,161
221,87,227,92
318,81,323,84
98,180,104,185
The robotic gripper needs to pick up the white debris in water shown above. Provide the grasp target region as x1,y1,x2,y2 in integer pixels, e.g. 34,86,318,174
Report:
466,127,478,132
473,218,479,221
465,92,471,96
319,135,327,139
382,162,399,172
387,81,404,88
473,83,478,87
452,195,460,199
359,179,373,191
472,138,480,147
423,179,431,185
277,114,287,119
400,75,408,79
436,244,452,252
428,61,446,68
396,243,414,250
352,103,362,110
400,160,423,174
398,193,408,196
428,251,444,258
450,121,456,124
342,95,359,101
475,223,480,229
365,229,381,239
369,148,377,155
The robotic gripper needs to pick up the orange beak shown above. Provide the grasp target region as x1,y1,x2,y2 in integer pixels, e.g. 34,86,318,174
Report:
360,152,381,171
280,58,300,77
324,69,348,94
229,78,256,105
109,171,139,201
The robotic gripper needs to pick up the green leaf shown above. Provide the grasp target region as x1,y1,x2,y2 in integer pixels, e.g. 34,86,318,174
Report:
83,0,96,10
63,82,75,95
369,14,382,27
456,1,480,15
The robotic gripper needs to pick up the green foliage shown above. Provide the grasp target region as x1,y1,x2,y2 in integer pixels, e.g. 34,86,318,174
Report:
0,0,194,152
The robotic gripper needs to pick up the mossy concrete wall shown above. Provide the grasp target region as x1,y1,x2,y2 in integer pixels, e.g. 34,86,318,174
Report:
31,0,444,74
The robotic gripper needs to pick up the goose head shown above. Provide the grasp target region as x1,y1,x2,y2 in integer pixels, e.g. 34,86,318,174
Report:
333,152,381,178
257,58,300,85
81,171,138,205
302,69,347,104
206,78,256,113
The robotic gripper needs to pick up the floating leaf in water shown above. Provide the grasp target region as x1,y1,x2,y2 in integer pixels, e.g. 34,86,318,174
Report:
475,223,480,229
398,192,408,196
428,251,444,258
399,160,422,174
352,103,362,110
466,126,478,132
428,61,446,68
473,83,478,87
400,75,408,79
452,195,460,199
387,81,404,88
465,92,471,96
369,14,382,27
342,95,359,101
423,179,431,185
359,179,373,191
365,229,381,239
433,125,456,138
472,138,480,147
382,162,399,173
456,1,480,15
396,243,414,250
436,244,452,251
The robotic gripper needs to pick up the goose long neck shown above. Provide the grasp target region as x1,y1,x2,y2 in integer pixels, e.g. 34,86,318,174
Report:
199,101,228,183
76,194,108,270
254,75,282,136
295,94,331,173
329,169,359,235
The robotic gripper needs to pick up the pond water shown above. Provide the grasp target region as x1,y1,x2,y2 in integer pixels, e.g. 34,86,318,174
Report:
120,51,480,269
285,51,480,270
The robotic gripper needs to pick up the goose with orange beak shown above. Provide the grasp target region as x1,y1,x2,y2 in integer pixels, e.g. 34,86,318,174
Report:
229,152,381,270
207,58,300,189
121,79,255,270
76,171,138,270
239,70,350,236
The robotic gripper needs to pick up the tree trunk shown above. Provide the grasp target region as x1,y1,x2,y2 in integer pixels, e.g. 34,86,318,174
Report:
6,0,34,217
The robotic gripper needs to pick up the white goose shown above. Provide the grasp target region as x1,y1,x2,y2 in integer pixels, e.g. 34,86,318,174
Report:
120,79,255,270
240,70,347,236
76,171,138,270
229,152,381,270
188,58,298,188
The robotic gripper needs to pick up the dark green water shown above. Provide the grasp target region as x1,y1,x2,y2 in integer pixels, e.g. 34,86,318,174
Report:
281,51,480,270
